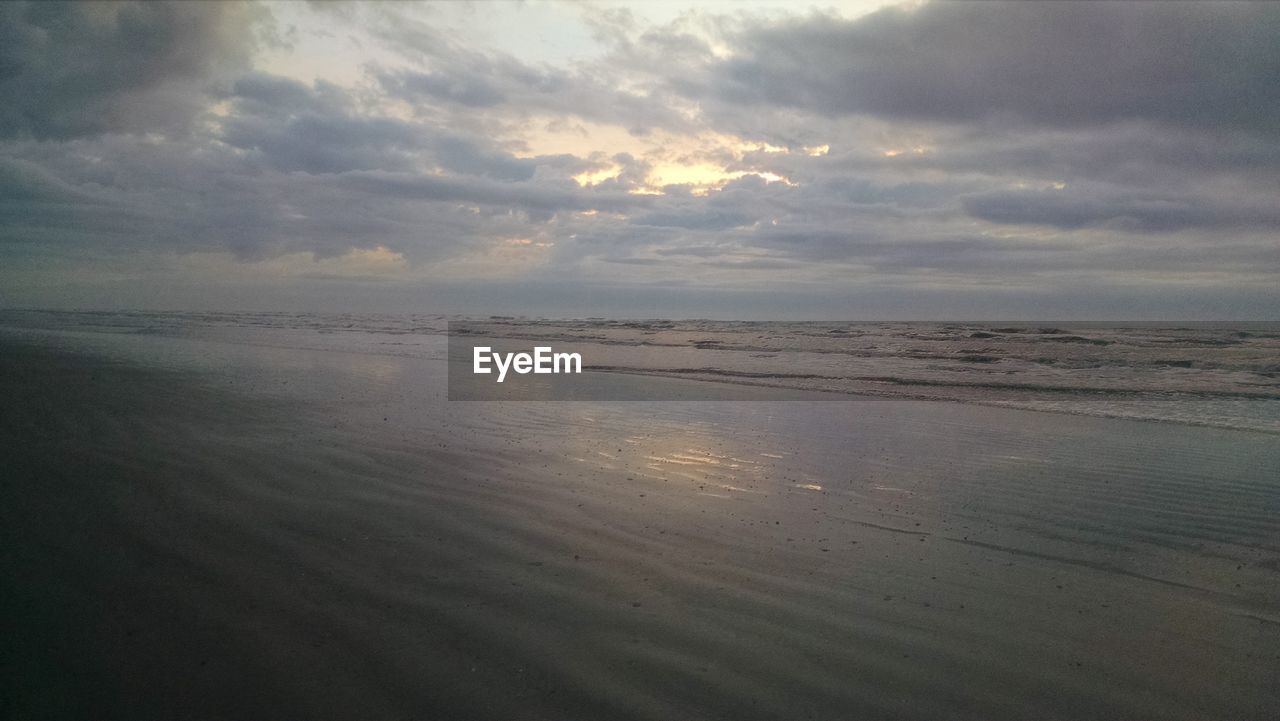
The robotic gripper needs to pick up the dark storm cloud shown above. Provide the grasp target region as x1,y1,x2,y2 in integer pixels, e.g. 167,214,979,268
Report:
0,1,256,139
696,2,1280,134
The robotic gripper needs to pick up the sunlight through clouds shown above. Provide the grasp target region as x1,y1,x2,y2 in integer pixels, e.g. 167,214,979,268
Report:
0,1,1277,317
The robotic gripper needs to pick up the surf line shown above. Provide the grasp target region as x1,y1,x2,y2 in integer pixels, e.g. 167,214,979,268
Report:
473,346,582,383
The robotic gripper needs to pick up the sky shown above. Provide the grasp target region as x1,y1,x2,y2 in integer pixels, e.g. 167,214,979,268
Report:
1,1,1277,319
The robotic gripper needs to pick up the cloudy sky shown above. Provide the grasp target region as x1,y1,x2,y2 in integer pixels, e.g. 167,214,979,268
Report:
1,1,1277,318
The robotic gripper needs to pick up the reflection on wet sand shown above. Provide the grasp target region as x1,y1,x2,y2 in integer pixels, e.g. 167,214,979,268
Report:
3,330,1279,720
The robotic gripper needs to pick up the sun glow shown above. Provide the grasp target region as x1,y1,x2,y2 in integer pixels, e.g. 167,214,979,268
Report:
883,145,930,157
573,166,622,187
642,164,795,195
522,119,803,195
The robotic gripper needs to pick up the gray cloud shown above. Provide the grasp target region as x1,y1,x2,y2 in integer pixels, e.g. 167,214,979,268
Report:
433,136,537,182
0,2,256,139
963,188,1280,233
220,110,423,175
335,170,645,216
369,10,695,135
695,3,1280,134
382,68,508,108
631,208,752,231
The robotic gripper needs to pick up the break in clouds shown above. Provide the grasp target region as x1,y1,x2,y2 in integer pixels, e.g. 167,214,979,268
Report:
1,1,1277,317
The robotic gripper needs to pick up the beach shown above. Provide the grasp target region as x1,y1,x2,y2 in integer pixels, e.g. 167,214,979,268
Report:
2,320,1279,720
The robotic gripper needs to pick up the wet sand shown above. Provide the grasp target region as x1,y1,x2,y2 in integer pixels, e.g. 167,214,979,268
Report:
2,331,1278,720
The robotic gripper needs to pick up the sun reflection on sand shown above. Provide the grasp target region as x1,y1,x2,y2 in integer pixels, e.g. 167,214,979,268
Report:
543,408,863,506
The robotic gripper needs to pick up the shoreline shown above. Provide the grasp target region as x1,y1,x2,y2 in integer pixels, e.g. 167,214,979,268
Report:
7,320,1279,434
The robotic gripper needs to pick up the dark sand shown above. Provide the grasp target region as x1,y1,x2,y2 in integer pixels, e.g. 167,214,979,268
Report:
2,331,1278,720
